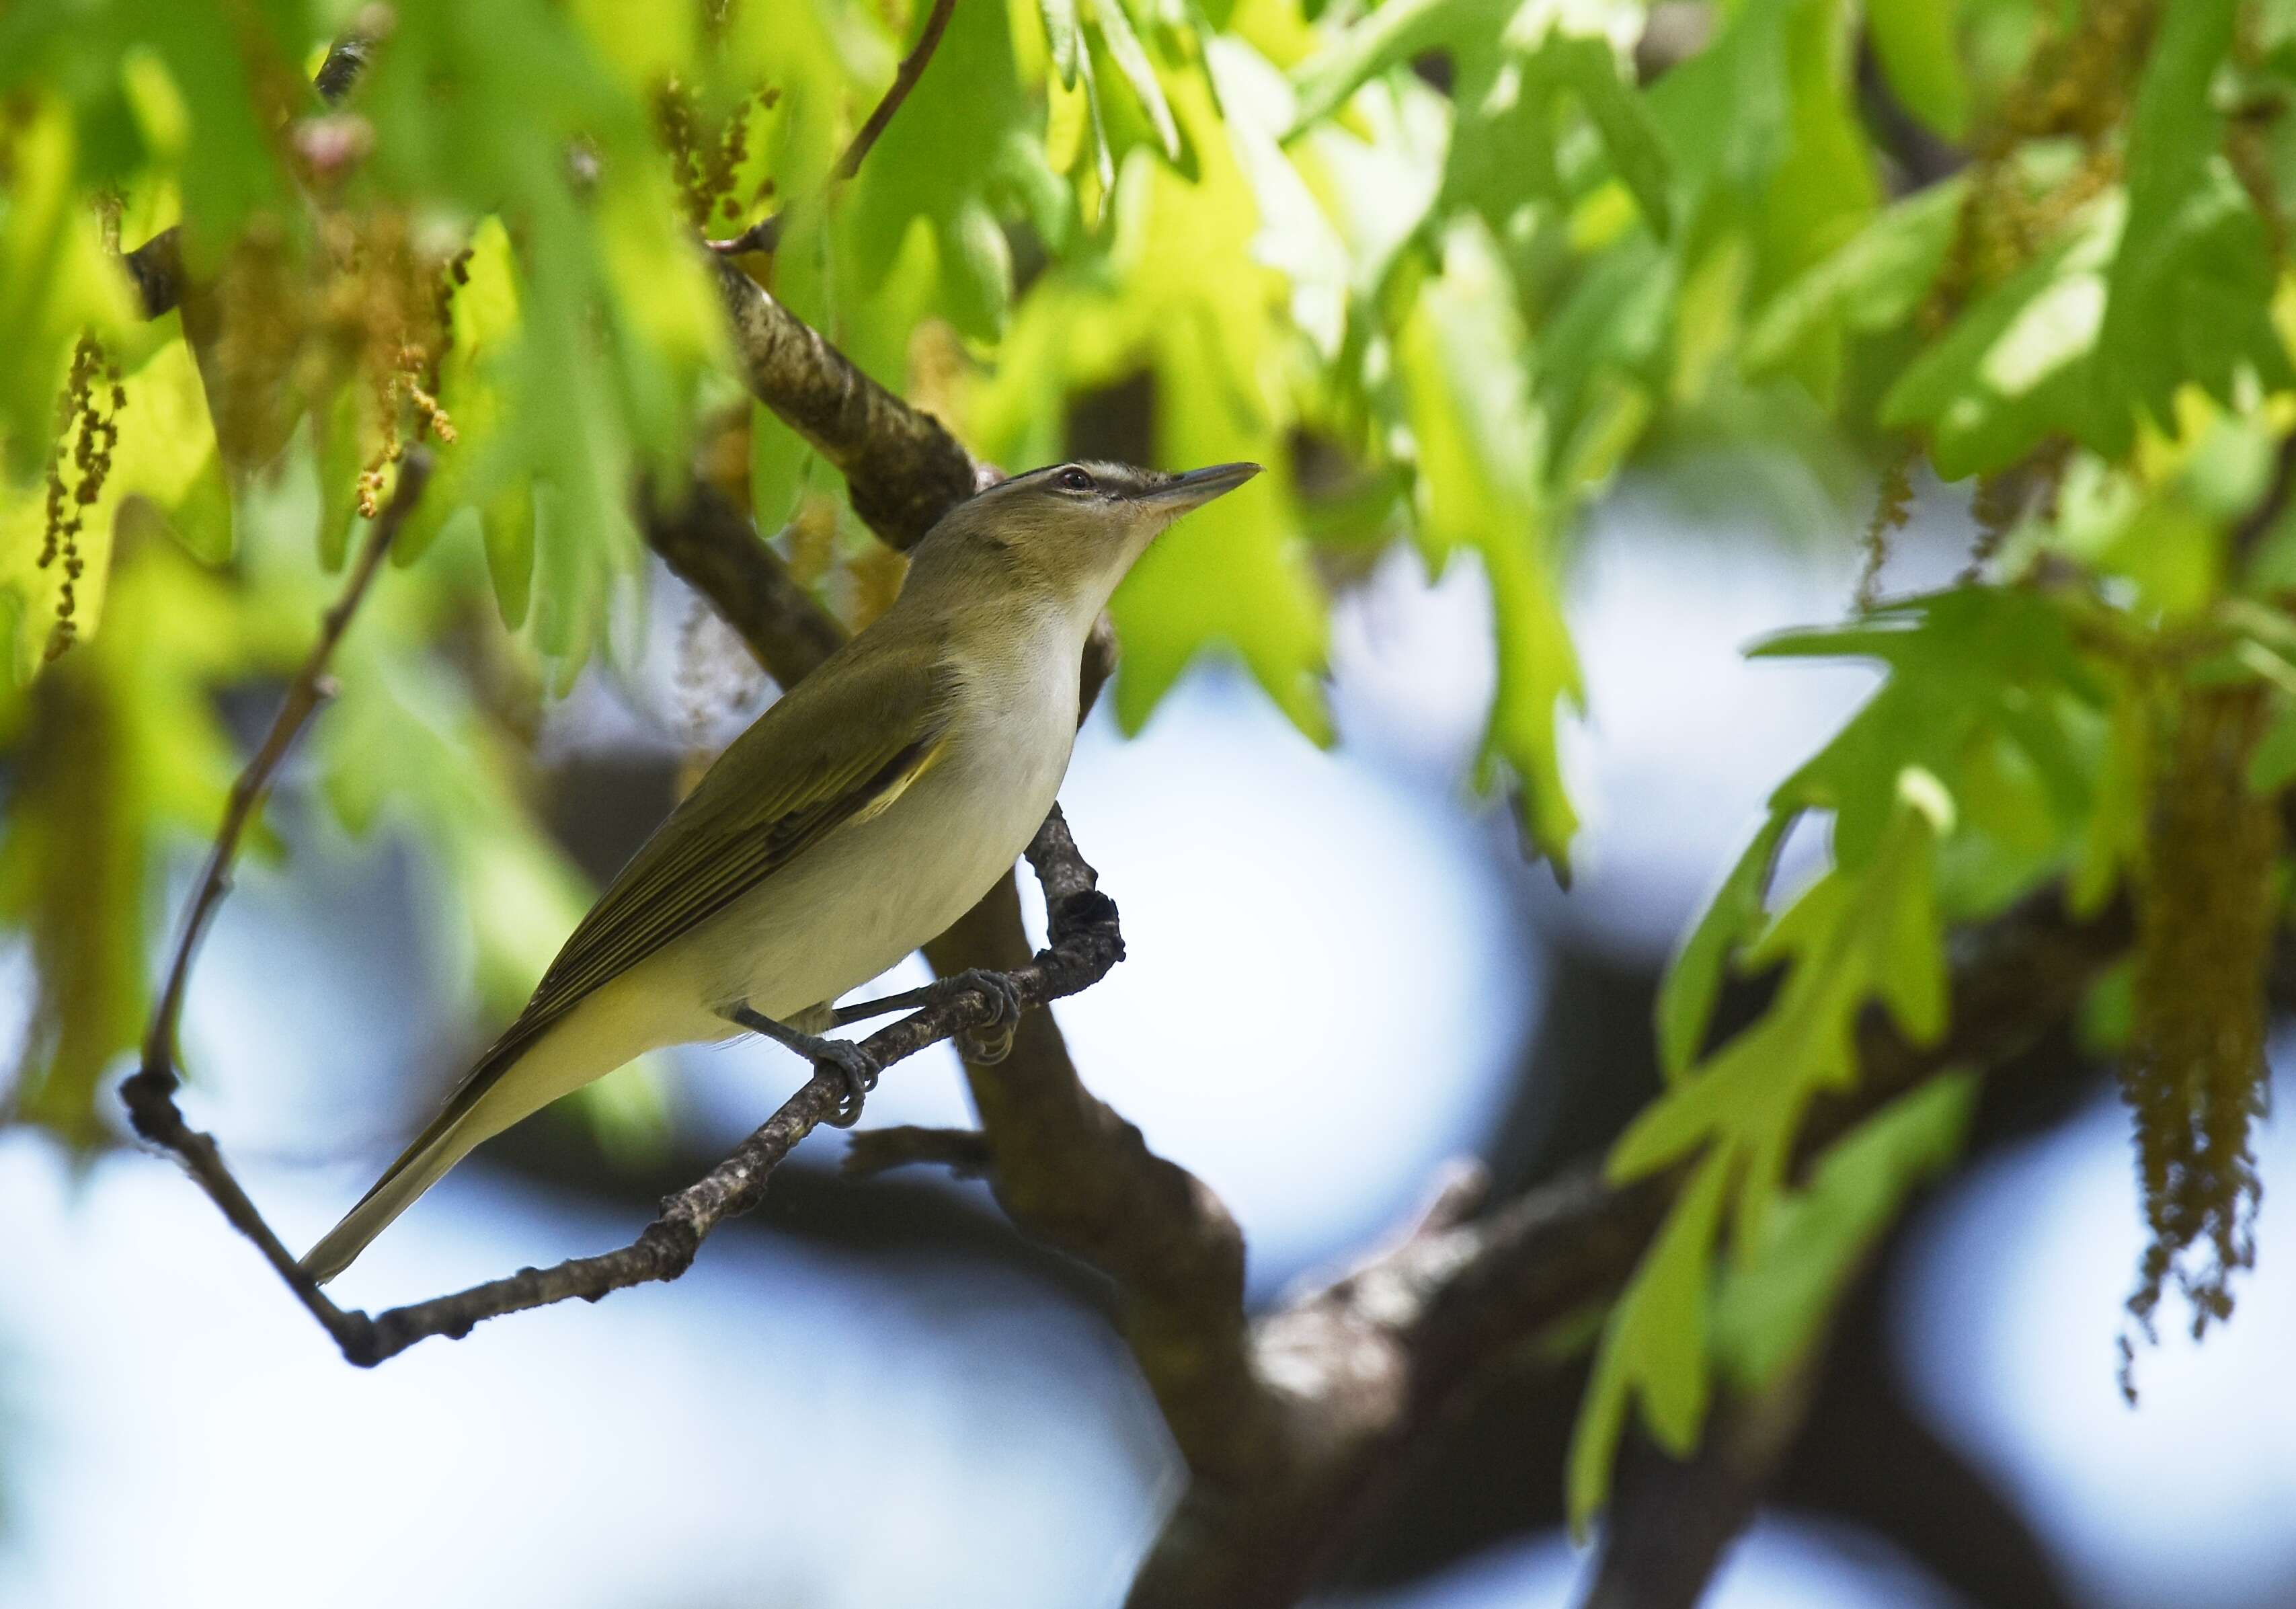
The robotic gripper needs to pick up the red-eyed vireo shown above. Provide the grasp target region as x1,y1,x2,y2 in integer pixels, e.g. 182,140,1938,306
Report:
301,459,1260,1283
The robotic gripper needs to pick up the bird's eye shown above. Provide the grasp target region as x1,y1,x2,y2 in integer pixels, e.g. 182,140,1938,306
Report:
1054,466,1095,493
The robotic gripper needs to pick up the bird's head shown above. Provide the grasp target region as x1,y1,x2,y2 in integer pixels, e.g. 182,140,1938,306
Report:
903,459,1262,626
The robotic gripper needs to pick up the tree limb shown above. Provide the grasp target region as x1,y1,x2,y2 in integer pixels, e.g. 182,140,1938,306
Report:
647,264,2138,1603
842,1124,996,1179
711,259,992,549
1121,888,2130,1606
642,479,845,687
1581,1346,1821,1609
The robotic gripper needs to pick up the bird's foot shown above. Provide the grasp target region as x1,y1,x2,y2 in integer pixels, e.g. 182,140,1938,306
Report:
729,1005,881,1127
811,1039,880,1128
932,968,1023,1066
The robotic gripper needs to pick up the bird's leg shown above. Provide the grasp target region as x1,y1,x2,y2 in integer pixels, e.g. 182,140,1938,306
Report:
725,1003,879,1128
830,968,1023,1065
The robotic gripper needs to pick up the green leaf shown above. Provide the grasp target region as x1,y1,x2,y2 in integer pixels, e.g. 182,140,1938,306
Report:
751,405,811,536
1753,587,2102,869
1396,218,1583,871
0,99,137,485
844,0,1037,340
1545,34,1673,241
0,543,264,1145
1643,0,1792,192
1657,808,1794,1081
1042,0,1086,87
1089,0,1180,159
2096,0,2293,433
1,331,231,678
1567,1148,1731,1536
1713,1071,1976,1388
1754,0,1881,292
1743,175,1967,391
2250,700,2296,794
1285,0,1516,134
1611,769,1950,1251
1866,0,1970,138
1439,30,1672,244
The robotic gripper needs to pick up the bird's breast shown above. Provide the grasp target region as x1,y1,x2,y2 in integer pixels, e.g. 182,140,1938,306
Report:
682,628,1082,1021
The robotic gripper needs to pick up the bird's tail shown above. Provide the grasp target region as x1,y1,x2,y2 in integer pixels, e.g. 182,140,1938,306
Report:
300,1031,541,1286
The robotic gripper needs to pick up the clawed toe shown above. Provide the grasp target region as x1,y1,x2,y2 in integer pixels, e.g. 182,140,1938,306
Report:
935,967,1023,1030
816,1041,879,1128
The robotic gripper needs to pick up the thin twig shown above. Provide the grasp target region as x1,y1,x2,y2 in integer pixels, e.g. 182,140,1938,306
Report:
134,450,432,1093
834,0,957,181
348,819,1119,1364
707,0,959,256
118,449,432,1351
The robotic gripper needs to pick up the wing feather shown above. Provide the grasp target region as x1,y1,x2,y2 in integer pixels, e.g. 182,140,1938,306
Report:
467,635,957,1091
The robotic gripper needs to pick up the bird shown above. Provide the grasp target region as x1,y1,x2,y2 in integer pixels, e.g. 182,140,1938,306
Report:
299,459,1261,1284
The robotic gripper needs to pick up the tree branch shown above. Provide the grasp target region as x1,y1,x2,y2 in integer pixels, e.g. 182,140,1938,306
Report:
711,259,992,548
842,1124,996,1179
118,449,432,1348
1121,888,2131,1606
348,831,1120,1364
642,480,845,686
1582,1351,1820,1609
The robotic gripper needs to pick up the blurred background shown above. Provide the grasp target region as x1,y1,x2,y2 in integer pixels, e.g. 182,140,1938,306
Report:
3,475,2287,1609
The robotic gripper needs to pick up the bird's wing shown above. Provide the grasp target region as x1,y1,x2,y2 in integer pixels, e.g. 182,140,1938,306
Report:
477,635,959,1081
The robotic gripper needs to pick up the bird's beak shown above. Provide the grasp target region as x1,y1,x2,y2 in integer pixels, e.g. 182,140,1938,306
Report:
1140,461,1262,514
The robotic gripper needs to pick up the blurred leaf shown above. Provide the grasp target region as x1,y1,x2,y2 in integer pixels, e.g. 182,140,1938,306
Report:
1656,808,1792,1081
1285,0,1515,134
1042,0,1086,87
751,405,812,537
1567,1148,1730,1537
1611,770,1951,1251
1881,194,2120,481
1866,0,1970,138
845,0,1038,341
1713,1070,1976,1388
0,100,137,485
1743,175,1966,398
2096,0,2293,434
1090,0,1181,159
1,331,230,678
1442,28,1672,243
1396,217,1582,869
0,544,267,1144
